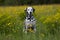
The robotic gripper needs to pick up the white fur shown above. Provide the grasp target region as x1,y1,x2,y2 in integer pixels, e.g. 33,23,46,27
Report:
26,7,33,14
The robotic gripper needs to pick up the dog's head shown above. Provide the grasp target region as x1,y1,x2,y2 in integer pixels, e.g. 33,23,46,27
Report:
25,7,35,14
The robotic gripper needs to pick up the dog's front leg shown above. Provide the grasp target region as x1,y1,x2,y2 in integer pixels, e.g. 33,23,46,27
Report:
33,25,36,32
24,26,28,33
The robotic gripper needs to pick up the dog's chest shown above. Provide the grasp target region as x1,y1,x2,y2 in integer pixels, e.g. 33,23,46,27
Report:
25,19,36,26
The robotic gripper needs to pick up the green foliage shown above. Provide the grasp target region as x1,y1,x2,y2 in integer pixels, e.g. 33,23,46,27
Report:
0,0,60,5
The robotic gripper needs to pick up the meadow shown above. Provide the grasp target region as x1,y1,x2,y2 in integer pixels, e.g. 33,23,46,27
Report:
0,5,60,40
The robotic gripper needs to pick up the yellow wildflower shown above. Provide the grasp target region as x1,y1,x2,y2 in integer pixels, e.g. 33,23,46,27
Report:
8,23,11,25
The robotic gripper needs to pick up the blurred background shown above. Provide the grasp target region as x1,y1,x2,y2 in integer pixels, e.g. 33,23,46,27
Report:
0,0,60,6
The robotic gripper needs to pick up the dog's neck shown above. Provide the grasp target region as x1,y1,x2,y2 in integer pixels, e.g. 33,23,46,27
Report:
26,16,34,21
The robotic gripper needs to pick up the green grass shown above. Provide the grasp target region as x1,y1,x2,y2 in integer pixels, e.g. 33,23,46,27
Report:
0,5,60,40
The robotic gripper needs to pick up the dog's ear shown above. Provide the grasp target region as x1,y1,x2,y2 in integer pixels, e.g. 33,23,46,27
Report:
33,8,35,12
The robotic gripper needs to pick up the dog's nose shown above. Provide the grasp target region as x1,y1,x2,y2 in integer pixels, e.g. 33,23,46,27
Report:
27,11,32,14
30,12,32,14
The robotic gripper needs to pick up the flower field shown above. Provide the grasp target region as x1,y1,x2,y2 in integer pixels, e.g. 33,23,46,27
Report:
0,5,60,40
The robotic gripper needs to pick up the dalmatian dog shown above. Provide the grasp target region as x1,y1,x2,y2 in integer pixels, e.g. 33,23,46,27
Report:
23,6,36,33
